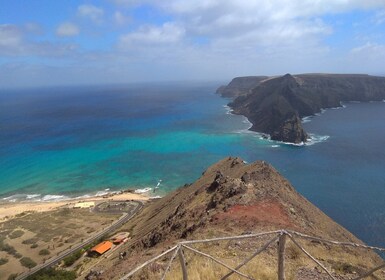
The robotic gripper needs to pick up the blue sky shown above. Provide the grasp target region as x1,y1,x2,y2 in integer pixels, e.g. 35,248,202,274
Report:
1,0,385,88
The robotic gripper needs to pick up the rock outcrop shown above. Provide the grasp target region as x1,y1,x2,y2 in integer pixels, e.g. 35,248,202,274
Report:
216,76,268,98
98,157,382,279
219,73,385,144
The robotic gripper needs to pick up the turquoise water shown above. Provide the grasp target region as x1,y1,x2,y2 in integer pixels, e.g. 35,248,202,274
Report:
0,83,384,247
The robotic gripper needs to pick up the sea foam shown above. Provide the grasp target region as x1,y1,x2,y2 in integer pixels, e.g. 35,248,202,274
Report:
134,187,152,194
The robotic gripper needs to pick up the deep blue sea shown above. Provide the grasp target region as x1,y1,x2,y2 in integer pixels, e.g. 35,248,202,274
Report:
0,82,384,248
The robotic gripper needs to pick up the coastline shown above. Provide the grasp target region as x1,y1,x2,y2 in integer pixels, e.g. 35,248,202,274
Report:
0,190,149,222
225,103,330,147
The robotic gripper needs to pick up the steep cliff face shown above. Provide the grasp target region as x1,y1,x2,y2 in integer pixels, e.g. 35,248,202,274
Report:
97,158,382,279
219,73,385,143
216,76,268,98
229,74,309,143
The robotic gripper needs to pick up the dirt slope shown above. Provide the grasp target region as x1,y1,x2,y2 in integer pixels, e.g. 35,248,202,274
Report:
90,157,383,279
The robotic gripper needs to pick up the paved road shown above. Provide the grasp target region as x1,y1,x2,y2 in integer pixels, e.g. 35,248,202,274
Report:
16,201,143,280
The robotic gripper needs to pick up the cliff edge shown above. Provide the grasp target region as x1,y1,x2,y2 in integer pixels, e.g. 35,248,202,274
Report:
219,73,385,144
94,157,382,279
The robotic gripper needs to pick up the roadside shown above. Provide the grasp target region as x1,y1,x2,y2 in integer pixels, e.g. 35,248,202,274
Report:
13,200,144,280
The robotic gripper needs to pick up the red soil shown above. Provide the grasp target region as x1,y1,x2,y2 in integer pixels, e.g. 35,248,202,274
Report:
214,200,293,228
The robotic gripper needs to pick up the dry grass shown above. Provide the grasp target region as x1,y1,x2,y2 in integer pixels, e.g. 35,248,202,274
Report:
125,236,384,280
0,207,119,279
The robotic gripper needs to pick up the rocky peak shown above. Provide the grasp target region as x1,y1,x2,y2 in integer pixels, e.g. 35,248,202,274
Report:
99,158,383,279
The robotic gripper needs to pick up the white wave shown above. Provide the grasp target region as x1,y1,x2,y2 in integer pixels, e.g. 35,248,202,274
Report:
74,194,92,199
95,190,111,197
305,134,330,146
241,117,253,129
2,194,26,201
330,105,344,110
279,141,306,147
2,193,41,202
41,194,69,201
149,195,162,199
271,145,280,148
223,105,233,115
27,194,41,199
134,187,152,194
301,116,313,123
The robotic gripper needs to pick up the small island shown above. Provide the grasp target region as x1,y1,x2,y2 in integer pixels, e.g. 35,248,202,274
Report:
217,73,385,144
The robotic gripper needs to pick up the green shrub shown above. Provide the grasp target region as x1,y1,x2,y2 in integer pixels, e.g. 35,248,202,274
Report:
20,257,37,268
0,240,21,258
9,230,24,239
0,258,8,265
7,274,18,280
25,268,76,280
22,238,39,245
39,249,50,256
30,243,38,249
62,250,83,267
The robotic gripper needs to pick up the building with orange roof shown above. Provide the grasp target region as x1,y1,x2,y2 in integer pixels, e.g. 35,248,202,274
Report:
89,241,113,257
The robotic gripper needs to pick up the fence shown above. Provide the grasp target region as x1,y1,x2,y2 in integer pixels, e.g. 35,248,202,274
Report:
120,229,385,280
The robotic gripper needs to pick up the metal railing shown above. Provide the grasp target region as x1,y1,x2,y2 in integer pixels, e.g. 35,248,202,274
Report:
120,229,385,280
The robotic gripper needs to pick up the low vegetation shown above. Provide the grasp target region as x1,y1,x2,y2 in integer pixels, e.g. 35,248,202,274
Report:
22,237,39,245
38,249,50,256
20,257,37,268
7,274,18,280
8,229,25,239
63,249,83,267
0,257,8,265
0,237,22,258
0,207,120,279
25,268,76,280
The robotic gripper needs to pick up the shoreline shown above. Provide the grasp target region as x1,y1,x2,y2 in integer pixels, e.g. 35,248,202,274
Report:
0,190,150,222
225,103,330,147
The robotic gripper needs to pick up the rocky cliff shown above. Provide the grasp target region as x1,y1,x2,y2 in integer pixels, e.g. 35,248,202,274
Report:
219,73,385,143
216,76,268,98
95,157,382,279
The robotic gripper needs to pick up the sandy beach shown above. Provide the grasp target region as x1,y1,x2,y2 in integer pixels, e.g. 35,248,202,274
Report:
0,191,149,222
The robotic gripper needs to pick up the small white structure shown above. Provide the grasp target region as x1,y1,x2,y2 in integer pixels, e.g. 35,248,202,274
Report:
73,201,95,208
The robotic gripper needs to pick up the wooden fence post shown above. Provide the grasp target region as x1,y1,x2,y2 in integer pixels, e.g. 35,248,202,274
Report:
178,248,188,280
278,232,286,280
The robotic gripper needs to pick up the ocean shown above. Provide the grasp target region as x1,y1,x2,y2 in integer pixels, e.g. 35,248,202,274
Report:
0,82,384,248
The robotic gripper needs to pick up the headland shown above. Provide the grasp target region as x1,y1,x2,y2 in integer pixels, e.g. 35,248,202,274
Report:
217,73,385,144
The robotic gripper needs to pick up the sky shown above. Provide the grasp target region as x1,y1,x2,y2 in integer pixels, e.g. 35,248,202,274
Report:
1,0,385,88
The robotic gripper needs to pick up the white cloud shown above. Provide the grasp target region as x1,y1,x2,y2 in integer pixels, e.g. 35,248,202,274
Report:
351,42,385,55
56,22,80,37
119,22,185,47
0,24,23,48
348,42,385,73
3,0,385,88
0,24,78,58
77,4,104,23
110,0,145,6
373,9,385,24
114,11,130,25
24,22,43,34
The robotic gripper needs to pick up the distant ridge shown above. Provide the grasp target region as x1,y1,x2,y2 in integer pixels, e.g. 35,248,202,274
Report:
218,73,385,143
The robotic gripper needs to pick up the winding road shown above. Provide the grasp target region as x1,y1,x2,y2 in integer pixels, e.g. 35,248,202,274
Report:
15,200,144,280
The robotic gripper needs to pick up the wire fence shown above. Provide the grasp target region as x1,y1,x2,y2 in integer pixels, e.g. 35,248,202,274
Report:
120,229,385,280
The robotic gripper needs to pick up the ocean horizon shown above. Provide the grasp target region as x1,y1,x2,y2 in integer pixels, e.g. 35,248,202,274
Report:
1,82,384,248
